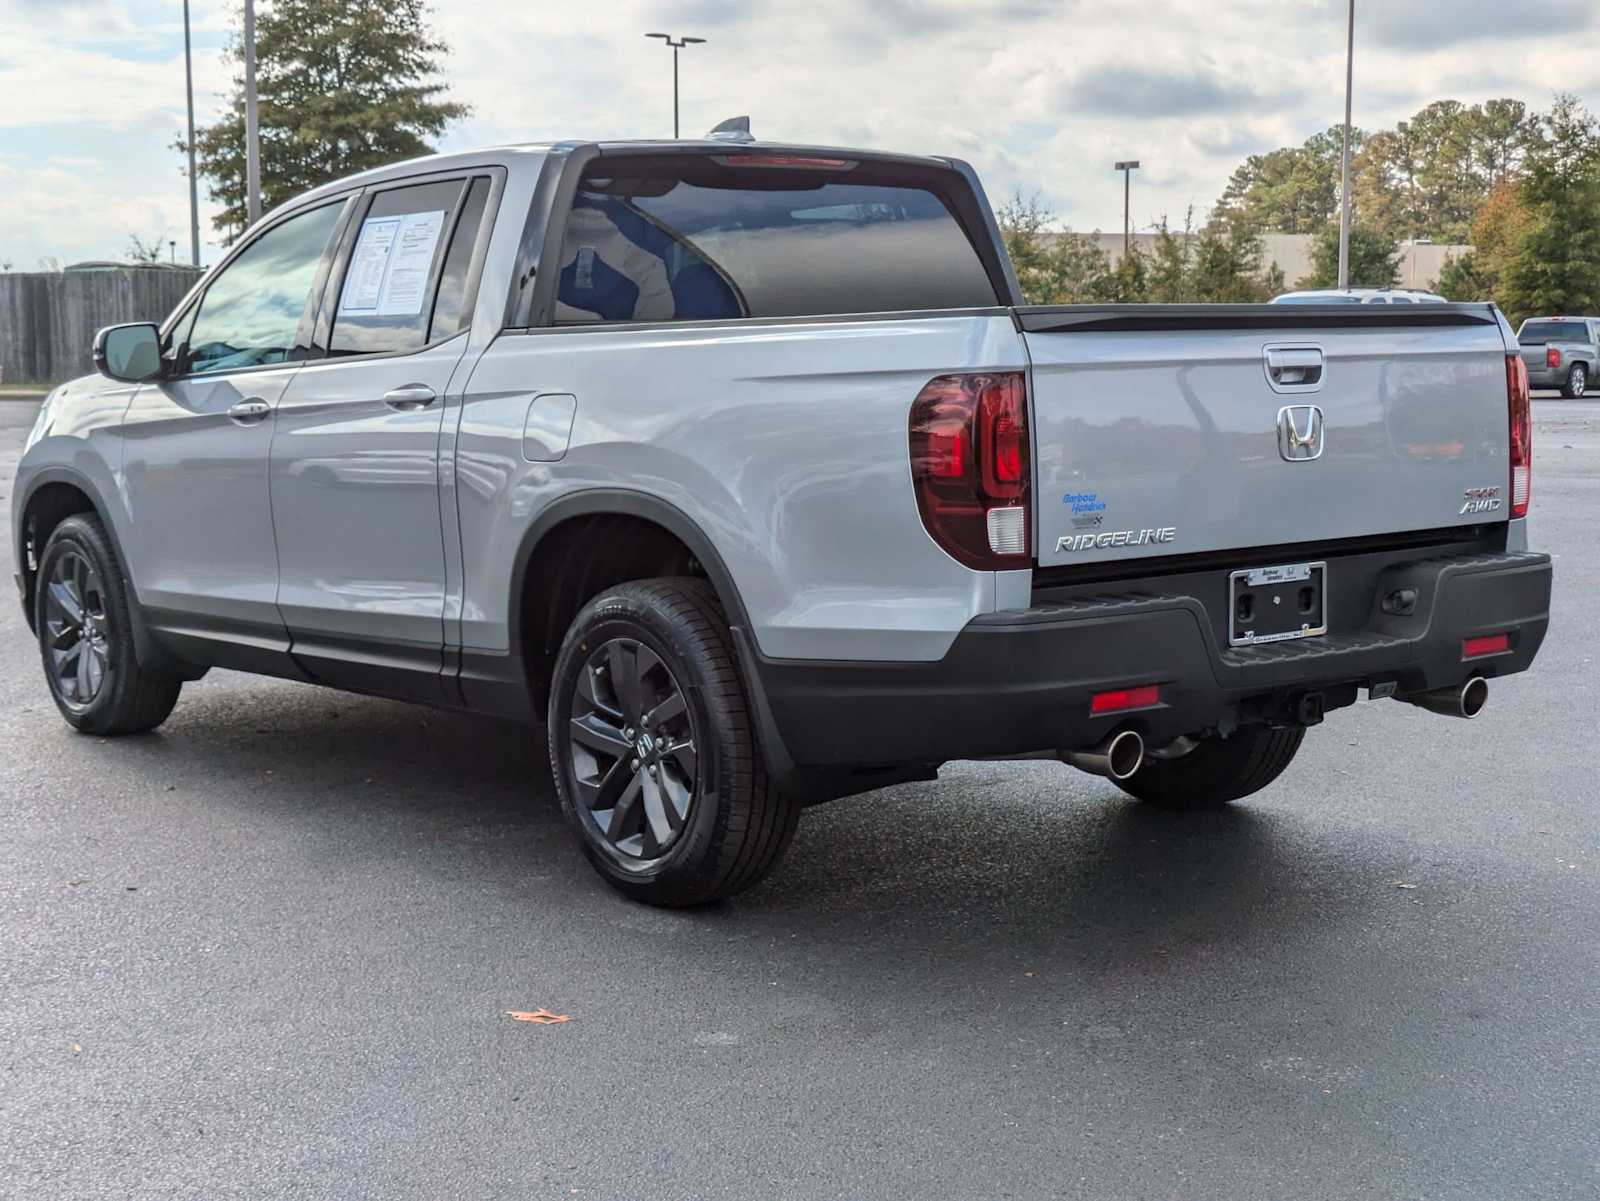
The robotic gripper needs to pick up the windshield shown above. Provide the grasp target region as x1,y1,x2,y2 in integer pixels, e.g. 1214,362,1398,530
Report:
1518,320,1589,344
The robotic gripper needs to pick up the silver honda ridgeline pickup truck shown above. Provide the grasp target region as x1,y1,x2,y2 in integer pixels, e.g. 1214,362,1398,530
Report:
12,134,1553,906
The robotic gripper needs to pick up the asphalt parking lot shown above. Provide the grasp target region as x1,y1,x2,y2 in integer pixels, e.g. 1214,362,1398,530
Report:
1,393,1596,1200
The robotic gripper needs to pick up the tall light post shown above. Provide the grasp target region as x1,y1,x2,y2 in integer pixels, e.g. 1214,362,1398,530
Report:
1337,0,1355,289
244,0,262,225
645,32,706,139
1114,160,1140,261
182,0,200,266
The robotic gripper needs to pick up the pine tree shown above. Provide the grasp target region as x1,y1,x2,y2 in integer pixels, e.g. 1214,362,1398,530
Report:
1501,94,1600,324
183,0,469,241
1298,223,1401,289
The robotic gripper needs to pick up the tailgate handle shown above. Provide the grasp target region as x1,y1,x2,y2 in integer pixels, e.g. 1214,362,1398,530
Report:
1265,346,1324,388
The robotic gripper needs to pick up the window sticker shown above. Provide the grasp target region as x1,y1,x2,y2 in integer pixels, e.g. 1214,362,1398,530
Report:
339,210,447,317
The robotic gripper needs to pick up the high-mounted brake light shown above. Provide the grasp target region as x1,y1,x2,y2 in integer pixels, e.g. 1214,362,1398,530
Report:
909,373,1031,569
1546,347,1563,370
1507,354,1531,518
711,154,856,170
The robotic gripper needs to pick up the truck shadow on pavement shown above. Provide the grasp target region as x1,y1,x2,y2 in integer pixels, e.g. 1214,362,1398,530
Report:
79,674,1429,1001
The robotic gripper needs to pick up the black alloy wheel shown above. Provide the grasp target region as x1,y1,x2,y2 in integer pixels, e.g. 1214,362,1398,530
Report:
42,547,112,711
567,636,700,861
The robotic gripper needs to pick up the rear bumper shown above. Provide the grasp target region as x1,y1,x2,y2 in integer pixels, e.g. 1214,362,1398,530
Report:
748,548,1552,768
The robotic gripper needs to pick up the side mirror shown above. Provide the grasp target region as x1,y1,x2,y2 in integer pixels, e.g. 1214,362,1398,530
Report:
93,322,162,383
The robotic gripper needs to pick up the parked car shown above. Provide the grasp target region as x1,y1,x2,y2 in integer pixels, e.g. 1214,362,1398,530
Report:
1515,316,1599,398
1272,287,1447,304
12,131,1552,906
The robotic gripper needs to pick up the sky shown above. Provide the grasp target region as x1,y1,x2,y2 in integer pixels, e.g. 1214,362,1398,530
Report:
2,0,1599,271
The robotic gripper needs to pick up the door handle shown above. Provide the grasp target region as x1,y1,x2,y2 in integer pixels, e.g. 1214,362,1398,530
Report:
384,384,438,411
227,398,271,425
1264,346,1324,388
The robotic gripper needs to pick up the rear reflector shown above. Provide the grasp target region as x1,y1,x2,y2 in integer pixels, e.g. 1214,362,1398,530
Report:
1091,685,1161,715
1507,354,1532,518
1463,633,1511,660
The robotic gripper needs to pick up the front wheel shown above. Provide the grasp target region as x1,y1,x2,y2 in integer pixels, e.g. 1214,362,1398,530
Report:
547,578,800,907
1565,363,1587,399
34,514,182,735
1115,726,1304,810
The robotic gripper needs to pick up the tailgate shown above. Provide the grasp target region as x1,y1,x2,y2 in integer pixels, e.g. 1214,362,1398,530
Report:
1019,305,1513,568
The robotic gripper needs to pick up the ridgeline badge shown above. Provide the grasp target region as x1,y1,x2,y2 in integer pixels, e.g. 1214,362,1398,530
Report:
1056,527,1177,553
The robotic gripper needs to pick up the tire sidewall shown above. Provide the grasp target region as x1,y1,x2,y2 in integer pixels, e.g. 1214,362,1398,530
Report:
548,592,732,892
34,517,137,732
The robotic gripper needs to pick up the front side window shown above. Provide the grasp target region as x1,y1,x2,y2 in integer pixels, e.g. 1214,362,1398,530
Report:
185,202,343,375
553,157,998,324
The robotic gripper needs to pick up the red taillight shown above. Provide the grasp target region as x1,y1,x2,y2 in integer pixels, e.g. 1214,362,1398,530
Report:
1463,633,1511,660
909,372,1031,569
1546,347,1562,370
1507,354,1531,518
1091,685,1161,715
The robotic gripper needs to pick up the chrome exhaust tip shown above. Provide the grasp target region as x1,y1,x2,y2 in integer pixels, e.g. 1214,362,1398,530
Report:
1061,729,1146,782
1403,676,1489,720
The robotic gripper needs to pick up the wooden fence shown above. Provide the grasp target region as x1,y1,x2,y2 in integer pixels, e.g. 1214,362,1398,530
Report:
0,267,203,386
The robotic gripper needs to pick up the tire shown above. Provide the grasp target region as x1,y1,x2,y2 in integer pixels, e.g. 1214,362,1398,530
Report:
547,577,800,907
1115,725,1305,810
34,514,182,736
1564,363,1587,399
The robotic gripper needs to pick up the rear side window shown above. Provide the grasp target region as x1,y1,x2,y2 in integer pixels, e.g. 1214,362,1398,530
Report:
553,157,999,324
330,178,481,356
1519,320,1588,344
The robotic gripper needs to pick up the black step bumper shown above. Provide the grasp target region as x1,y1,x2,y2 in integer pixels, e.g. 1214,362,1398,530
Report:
742,549,1552,770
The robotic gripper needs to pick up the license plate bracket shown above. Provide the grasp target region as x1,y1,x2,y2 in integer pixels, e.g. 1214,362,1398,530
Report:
1229,561,1328,647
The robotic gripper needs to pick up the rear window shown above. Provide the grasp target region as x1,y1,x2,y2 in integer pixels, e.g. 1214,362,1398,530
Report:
1518,320,1588,344
553,157,999,324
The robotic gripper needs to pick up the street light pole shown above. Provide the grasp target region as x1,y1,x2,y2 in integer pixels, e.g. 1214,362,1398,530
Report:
183,0,200,266
645,33,706,138
1337,0,1355,289
1114,161,1141,261
244,0,262,225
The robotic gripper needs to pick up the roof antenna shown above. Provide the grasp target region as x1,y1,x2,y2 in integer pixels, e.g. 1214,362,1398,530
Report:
707,115,754,143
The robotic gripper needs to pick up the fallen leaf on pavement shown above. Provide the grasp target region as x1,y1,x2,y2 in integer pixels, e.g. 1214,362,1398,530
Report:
506,1009,572,1025
1393,881,1420,890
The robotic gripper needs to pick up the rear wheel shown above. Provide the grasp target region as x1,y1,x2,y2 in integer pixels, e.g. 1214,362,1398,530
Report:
547,578,800,907
1565,363,1587,399
34,514,182,735
1116,726,1304,810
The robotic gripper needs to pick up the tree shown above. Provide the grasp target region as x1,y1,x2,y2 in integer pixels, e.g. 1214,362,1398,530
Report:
126,231,171,264
1189,211,1278,302
185,0,469,241
1298,222,1400,289
995,193,1116,304
1501,94,1600,323
1219,127,1353,234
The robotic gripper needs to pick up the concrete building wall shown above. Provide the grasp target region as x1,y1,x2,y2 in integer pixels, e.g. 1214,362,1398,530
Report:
1090,232,1470,291
0,267,202,386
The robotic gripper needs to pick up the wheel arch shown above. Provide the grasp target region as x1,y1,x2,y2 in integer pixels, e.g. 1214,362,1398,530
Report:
16,468,191,676
506,489,797,784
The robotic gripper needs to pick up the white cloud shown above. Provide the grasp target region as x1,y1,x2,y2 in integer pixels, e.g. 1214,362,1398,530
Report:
1,0,1598,266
